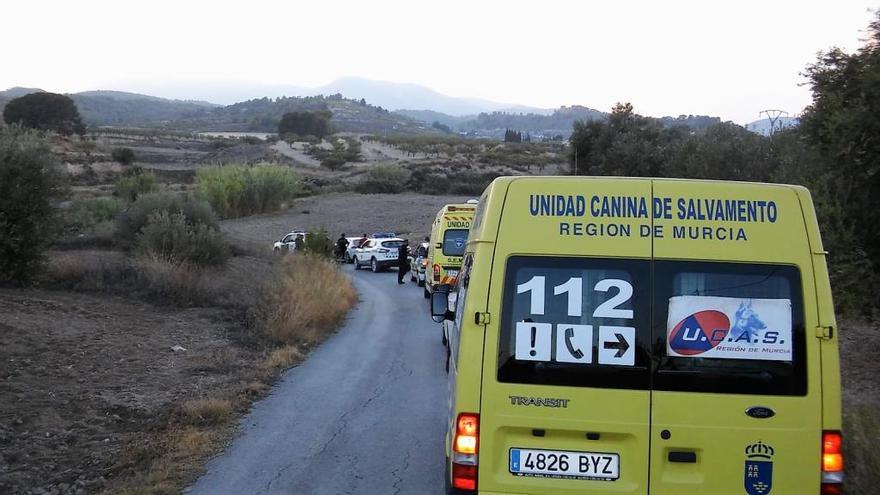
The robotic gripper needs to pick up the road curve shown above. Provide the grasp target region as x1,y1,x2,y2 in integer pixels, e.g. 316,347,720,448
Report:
188,266,447,495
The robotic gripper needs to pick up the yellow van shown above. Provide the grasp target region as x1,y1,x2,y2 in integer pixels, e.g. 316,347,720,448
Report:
432,177,842,495
425,202,477,300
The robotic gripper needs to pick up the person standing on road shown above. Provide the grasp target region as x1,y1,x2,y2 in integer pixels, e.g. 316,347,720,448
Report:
294,233,305,252
397,239,410,284
335,233,349,260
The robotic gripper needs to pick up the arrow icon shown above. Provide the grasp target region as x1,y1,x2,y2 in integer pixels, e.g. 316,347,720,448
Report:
603,332,630,358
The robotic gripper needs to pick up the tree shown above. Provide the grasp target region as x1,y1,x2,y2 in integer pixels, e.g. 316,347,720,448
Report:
278,110,332,139
504,128,522,143
0,126,65,283
2,92,85,135
112,147,136,165
796,11,880,310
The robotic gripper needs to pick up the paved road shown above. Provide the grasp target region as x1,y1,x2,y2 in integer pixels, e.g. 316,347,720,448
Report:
188,266,448,495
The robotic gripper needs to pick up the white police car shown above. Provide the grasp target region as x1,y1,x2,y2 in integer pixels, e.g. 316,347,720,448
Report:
273,230,307,254
352,238,405,272
409,242,430,286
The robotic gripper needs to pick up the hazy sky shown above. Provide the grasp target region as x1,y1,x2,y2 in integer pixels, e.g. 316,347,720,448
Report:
2,0,876,123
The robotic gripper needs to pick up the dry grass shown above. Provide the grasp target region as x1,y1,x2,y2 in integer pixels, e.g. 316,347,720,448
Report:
190,348,239,373
257,254,357,345
265,344,304,368
179,398,233,426
45,250,269,309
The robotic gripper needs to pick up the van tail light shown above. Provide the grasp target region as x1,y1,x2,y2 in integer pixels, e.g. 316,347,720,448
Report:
451,413,479,492
821,430,843,495
433,264,441,282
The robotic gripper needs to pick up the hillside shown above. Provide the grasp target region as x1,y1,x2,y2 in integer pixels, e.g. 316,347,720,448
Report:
169,94,431,134
0,88,431,135
745,116,800,136
396,105,605,139
0,88,220,127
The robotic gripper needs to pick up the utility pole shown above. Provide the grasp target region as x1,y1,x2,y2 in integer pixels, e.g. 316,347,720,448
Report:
759,109,789,136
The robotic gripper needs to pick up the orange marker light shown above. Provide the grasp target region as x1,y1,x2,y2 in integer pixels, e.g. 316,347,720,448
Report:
822,431,843,472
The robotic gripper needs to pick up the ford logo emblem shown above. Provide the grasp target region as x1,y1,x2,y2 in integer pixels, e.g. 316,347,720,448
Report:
745,406,775,419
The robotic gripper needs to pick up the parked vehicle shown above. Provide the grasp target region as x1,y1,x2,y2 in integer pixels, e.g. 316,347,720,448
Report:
432,176,842,495
425,202,477,299
352,237,406,272
273,230,307,254
342,237,363,263
410,242,430,286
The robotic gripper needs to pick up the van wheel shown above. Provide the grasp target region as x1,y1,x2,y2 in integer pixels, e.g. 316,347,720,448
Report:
371,258,379,273
418,280,425,287
353,257,360,270
345,253,351,263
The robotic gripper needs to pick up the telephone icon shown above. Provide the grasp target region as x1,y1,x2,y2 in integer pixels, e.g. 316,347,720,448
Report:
555,324,593,364
564,327,585,359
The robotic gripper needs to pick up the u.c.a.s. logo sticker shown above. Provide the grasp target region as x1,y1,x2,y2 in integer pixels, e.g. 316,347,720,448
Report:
744,441,775,495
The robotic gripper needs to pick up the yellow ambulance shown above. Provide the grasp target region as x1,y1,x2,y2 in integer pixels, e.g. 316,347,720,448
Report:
425,202,477,300
432,176,843,495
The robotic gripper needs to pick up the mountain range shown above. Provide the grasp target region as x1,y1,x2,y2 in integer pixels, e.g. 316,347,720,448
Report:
0,80,788,137
112,77,553,116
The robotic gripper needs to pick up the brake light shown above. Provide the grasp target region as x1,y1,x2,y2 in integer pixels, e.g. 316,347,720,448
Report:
821,430,843,494
451,413,479,492
433,264,441,281
452,463,477,490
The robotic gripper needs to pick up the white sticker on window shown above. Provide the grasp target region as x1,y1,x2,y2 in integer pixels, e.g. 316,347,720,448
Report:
555,324,593,363
666,296,792,361
515,322,552,361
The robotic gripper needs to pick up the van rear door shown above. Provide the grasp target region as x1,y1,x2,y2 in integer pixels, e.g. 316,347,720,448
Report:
478,178,652,494
649,181,823,494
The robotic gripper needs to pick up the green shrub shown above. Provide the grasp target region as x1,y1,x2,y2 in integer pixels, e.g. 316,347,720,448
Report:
116,192,219,246
0,126,65,284
112,147,136,165
196,164,301,218
136,210,230,266
64,197,125,232
116,168,158,202
303,229,332,258
355,164,411,194
321,155,346,170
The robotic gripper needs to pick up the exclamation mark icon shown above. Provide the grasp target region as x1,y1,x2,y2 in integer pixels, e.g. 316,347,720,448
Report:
529,326,537,357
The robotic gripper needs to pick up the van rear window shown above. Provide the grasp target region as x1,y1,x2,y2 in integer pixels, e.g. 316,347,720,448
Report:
497,257,806,396
497,257,652,390
443,229,468,257
653,261,806,396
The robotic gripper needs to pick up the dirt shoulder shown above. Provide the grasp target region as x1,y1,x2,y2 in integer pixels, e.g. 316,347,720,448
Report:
0,288,238,494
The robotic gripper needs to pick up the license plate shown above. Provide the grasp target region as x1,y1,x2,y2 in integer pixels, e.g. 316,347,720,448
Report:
509,448,619,481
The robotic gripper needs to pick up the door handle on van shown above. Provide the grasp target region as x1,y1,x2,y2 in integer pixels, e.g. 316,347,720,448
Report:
668,451,697,463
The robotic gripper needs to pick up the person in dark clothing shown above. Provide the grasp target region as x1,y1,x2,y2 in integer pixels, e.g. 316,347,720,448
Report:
335,233,349,260
294,233,305,251
397,239,410,284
